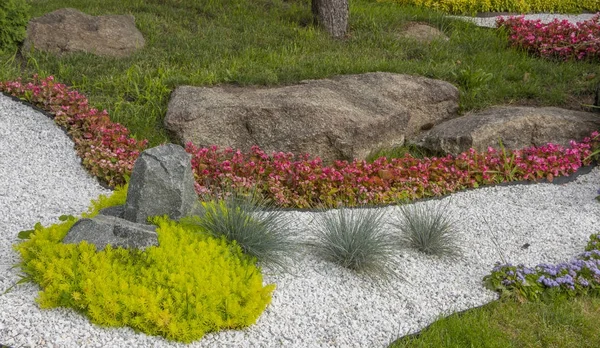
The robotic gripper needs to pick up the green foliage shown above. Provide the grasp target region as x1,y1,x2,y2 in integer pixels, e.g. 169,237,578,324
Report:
82,183,129,218
366,143,447,162
0,0,29,54
392,200,462,258
13,214,275,343
180,191,296,271
451,66,494,103
586,233,600,252
1,0,597,147
390,296,600,347
388,0,600,15
310,207,402,282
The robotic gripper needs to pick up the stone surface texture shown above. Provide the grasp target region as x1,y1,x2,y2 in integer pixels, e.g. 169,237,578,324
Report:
98,205,124,218
164,72,460,163
123,144,198,223
22,8,145,57
417,106,600,155
63,144,197,251
397,23,449,43
62,215,158,251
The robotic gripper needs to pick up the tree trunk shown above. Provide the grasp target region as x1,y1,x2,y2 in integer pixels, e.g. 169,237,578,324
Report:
311,0,349,39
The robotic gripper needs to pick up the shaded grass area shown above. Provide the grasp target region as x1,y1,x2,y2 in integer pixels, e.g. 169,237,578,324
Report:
390,296,600,347
0,0,598,146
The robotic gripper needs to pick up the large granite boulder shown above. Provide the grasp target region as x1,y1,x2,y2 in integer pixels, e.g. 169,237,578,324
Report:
417,106,600,155
124,144,198,224
164,72,460,163
22,8,145,57
63,215,158,251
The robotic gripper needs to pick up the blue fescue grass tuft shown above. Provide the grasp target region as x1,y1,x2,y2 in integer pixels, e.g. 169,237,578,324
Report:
311,207,403,282
181,191,297,272
392,200,462,258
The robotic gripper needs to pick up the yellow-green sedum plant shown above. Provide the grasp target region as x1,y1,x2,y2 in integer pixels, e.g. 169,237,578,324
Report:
385,0,600,15
13,187,275,343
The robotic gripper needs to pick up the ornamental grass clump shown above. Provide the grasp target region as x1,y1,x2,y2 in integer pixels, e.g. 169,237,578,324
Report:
392,200,462,258
310,207,402,282
485,233,600,302
180,191,296,271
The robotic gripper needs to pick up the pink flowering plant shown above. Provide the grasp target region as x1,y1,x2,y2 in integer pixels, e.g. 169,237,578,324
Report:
0,75,147,187
2,75,600,209
496,13,600,61
186,135,600,208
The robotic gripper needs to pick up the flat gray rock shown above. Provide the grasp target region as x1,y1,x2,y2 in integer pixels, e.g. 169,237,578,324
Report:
417,106,600,155
62,214,158,251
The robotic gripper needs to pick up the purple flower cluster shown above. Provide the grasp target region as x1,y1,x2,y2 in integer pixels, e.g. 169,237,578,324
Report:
485,233,600,300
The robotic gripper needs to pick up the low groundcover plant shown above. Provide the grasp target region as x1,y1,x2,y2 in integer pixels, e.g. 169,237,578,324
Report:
497,13,600,61
0,75,147,187
484,233,600,302
13,186,275,343
390,0,600,16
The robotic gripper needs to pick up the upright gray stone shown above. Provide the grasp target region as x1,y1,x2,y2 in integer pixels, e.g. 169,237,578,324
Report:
63,215,158,251
123,144,198,223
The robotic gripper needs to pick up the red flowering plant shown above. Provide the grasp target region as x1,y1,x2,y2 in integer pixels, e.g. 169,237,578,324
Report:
0,75,147,186
496,13,600,61
2,75,600,208
187,134,600,209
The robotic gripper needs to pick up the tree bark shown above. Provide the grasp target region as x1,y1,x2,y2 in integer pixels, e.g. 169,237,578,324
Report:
311,0,349,39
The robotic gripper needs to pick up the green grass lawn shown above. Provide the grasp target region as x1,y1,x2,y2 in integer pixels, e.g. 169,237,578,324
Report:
2,0,599,147
2,0,600,346
391,296,600,347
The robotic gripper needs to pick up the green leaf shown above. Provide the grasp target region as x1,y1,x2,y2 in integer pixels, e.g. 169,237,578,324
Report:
59,215,75,221
17,229,34,239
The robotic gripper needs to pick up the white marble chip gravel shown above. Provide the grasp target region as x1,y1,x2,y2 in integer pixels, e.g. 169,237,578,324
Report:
449,12,598,28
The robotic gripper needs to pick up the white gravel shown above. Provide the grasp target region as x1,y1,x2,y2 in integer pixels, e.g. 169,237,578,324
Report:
449,12,598,28
2,12,600,345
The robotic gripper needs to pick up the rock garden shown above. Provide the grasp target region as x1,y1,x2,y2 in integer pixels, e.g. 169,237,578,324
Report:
1,0,600,346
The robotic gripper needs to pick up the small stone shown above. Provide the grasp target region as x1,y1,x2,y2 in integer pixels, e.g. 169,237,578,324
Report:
62,215,158,251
